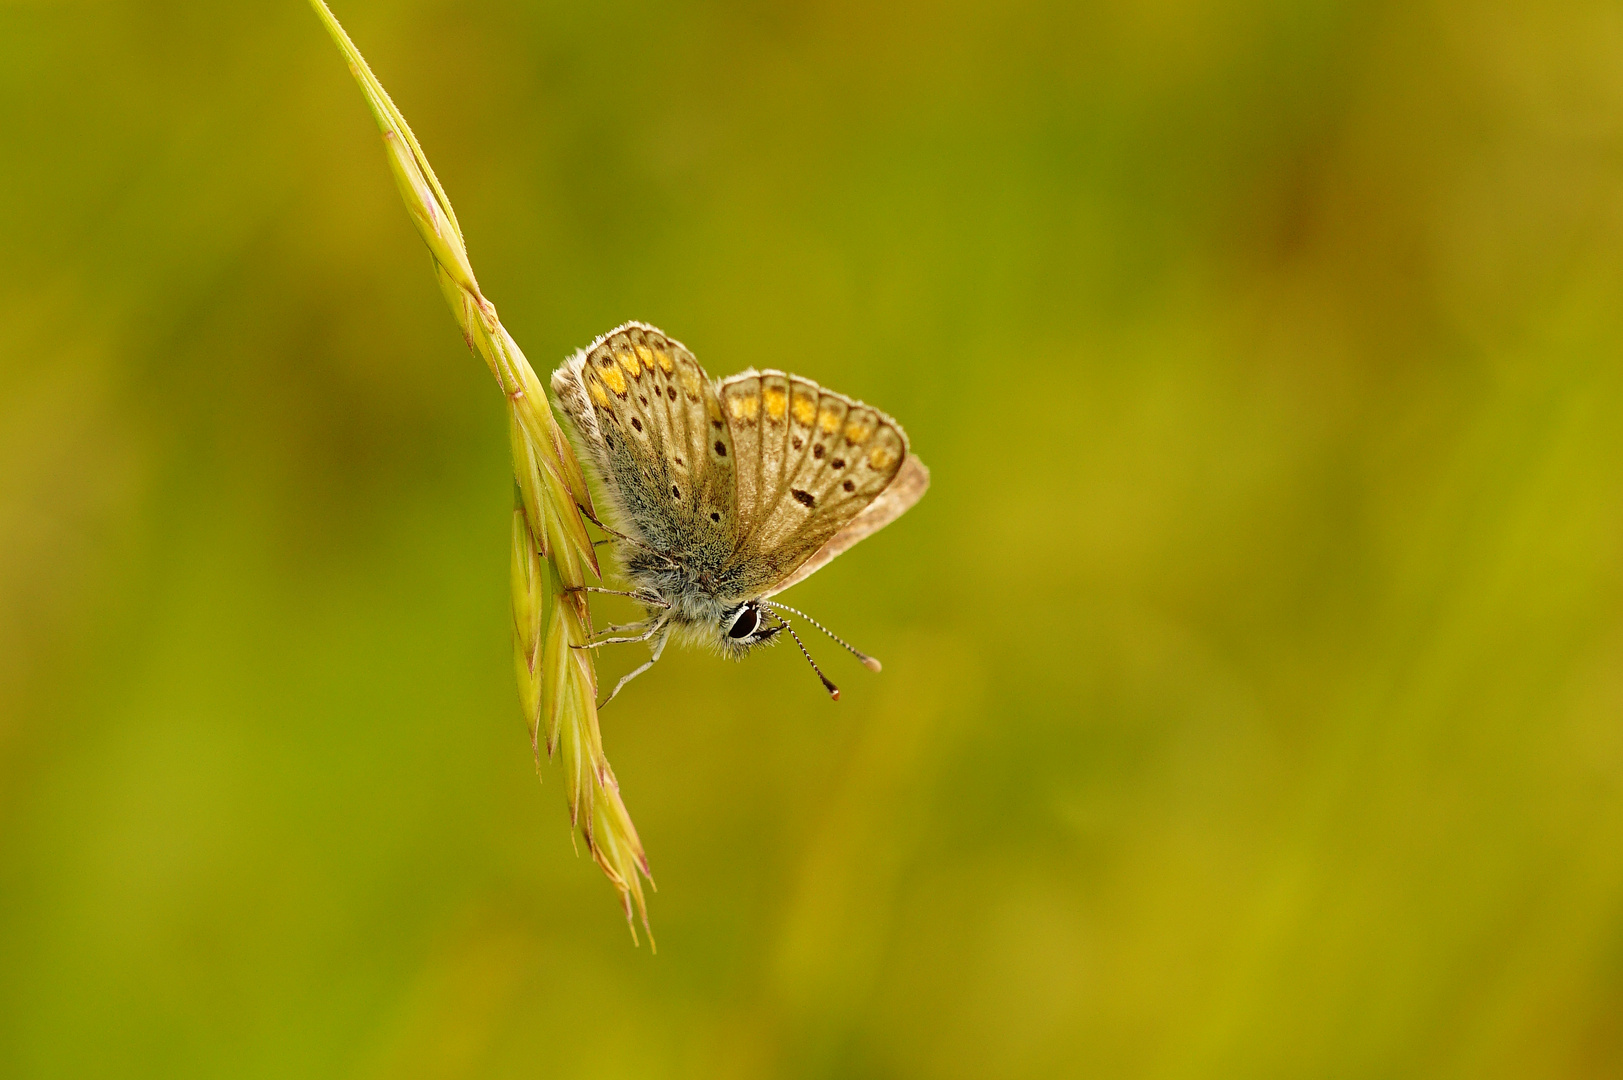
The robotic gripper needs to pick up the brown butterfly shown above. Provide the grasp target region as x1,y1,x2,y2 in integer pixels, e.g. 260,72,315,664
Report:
551,321,930,705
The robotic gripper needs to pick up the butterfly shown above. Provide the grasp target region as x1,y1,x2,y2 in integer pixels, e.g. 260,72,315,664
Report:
551,321,930,706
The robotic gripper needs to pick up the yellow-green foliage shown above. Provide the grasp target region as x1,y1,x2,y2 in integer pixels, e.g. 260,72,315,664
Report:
7,1,1623,1076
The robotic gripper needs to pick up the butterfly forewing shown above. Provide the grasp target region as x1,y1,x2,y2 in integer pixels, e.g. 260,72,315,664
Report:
765,451,929,596
718,371,909,594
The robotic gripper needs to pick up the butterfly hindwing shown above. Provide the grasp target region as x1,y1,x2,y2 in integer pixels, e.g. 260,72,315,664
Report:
552,323,735,558
718,370,911,594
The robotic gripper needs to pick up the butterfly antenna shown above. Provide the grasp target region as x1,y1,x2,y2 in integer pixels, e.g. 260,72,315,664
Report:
761,601,882,672
776,618,840,701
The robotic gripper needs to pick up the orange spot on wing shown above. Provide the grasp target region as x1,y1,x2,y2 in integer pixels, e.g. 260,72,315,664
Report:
763,386,787,421
791,392,817,425
867,445,897,471
600,364,627,396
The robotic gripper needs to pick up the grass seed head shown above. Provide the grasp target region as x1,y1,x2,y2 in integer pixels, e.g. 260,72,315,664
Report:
310,0,654,942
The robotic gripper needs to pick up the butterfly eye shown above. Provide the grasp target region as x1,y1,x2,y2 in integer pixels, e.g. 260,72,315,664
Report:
727,603,760,640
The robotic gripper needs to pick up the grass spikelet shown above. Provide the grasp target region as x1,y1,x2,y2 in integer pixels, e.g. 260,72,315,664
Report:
310,0,653,940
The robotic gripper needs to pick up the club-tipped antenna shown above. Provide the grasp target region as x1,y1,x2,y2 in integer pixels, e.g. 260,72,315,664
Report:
761,600,882,672
776,617,840,700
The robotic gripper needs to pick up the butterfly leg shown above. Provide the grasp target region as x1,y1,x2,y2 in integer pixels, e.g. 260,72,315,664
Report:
599,628,669,710
576,504,681,568
573,611,670,649
568,585,670,608
579,623,653,646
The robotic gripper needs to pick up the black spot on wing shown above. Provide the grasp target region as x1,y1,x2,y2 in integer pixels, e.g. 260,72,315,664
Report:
792,489,815,508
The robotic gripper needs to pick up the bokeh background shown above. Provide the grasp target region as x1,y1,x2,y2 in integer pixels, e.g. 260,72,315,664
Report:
6,0,1623,1076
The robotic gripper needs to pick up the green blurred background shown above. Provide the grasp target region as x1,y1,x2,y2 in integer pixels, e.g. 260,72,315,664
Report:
5,0,1623,1076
